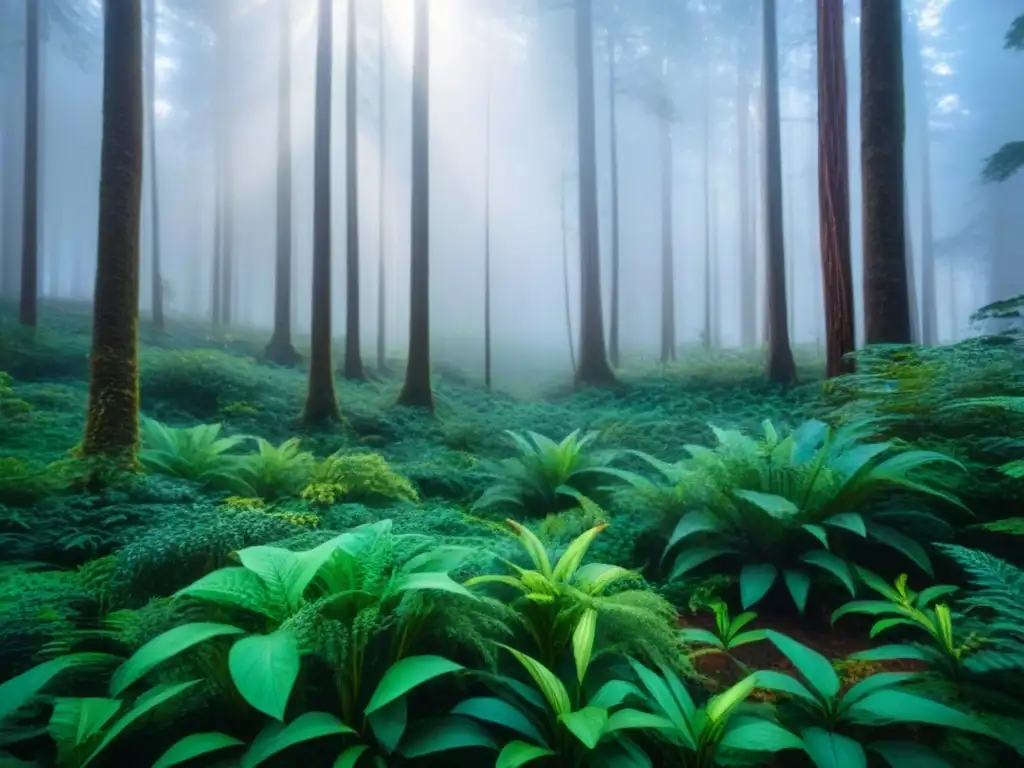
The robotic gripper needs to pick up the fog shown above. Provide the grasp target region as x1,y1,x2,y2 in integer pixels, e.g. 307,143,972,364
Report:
1,0,1022,384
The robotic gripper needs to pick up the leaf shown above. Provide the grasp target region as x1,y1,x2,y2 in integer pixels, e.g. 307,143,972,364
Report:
152,733,245,768
0,654,115,724
365,656,464,715
505,520,552,577
663,511,723,556
451,698,547,745
831,600,905,624
801,727,867,768
496,741,556,768
332,745,369,768
753,671,818,705
553,524,608,582
765,631,839,700
840,673,918,708
740,564,778,609
499,646,571,716
915,585,958,607
823,512,867,537
802,524,830,549
601,709,675,734
719,717,804,753
868,741,953,768
111,623,244,697
559,707,608,749
241,712,355,768
667,547,736,580
367,697,406,754
801,551,856,596
175,567,276,619
48,698,121,747
82,681,200,768
627,659,694,748
572,608,598,683
706,675,757,722
397,716,497,757
393,572,476,599
732,490,799,518
228,630,301,721
848,645,936,664
679,628,724,648
845,690,998,738
783,569,811,613
399,545,476,575
866,524,933,576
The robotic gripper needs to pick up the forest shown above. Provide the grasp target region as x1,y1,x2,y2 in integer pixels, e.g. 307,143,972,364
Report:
2,0,1024,767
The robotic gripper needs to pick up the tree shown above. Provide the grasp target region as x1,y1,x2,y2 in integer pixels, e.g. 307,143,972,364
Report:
82,0,144,464
376,0,390,374
482,11,494,389
572,0,615,387
397,0,434,409
19,0,40,328
861,0,911,344
303,0,341,424
146,0,164,329
342,0,364,380
265,0,300,366
761,0,797,383
982,14,1024,182
607,21,621,368
658,57,676,364
816,0,855,378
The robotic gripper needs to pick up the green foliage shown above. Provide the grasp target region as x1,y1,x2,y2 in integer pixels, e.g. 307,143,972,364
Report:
302,451,418,507
473,429,633,518
643,418,963,611
982,142,1024,183
237,437,315,501
0,371,32,426
680,601,766,671
138,418,250,494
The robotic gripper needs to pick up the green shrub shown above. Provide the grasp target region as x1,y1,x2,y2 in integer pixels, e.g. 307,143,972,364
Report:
138,418,250,495
301,451,417,507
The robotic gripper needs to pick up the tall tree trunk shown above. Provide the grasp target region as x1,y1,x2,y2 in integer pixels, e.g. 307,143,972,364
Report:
920,135,936,344
19,0,39,328
146,0,164,329
211,140,222,325
762,0,797,383
816,0,856,378
573,0,615,386
860,0,911,344
82,0,144,465
736,42,756,348
342,0,364,379
218,7,234,327
659,74,676,363
710,167,720,348
266,0,300,365
702,59,712,351
397,0,434,409
561,174,577,374
903,185,920,343
303,0,341,424
483,14,493,389
607,26,621,368
376,0,389,373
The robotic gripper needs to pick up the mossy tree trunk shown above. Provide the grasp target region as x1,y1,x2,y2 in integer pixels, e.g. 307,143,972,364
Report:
397,0,434,409
573,0,615,387
816,0,856,378
303,0,341,424
146,0,164,330
19,0,39,329
342,0,364,380
860,0,911,344
761,0,797,384
265,0,300,366
82,0,144,466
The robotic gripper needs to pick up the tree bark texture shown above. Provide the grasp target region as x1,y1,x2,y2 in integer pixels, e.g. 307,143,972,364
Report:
343,0,364,379
659,84,676,363
376,0,389,372
146,0,164,329
608,28,621,368
19,0,39,328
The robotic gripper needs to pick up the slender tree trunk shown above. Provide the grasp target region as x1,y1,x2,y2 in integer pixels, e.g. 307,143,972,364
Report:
376,0,389,373
219,7,234,327
904,184,920,343
816,0,856,378
920,136,936,344
303,0,341,424
266,0,300,365
762,0,797,383
736,43,756,348
146,0,164,329
702,60,712,351
211,139,222,325
342,0,364,379
19,0,39,328
573,0,615,386
397,0,434,409
659,78,676,363
710,167,720,348
561,174,577,374
483,14,493,389
861,0,911,344
608,27,621,368
82,0,144,465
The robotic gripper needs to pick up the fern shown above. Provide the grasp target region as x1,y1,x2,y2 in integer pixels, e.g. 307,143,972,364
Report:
138,418,250,494
237,437,315,501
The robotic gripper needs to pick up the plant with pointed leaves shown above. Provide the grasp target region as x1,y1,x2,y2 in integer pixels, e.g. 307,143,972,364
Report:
138,417,251,493
680,601,765,673
465,516,687,675
237,437,316,500
639,418,965,612
473,429,635,517
755,631,1004,768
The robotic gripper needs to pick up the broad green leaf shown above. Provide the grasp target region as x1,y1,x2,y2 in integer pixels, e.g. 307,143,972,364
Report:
153,732,245,768
783,569,811,613
753,671,818,705
866,524,933,577
719,717,804,753
553,524,607,582
732,490,799,518
496,741,556,768
572,608,598,683
801,727,867,768
499,646,571,716
506,520,552,577
601,709,674,734
228,630,301,721
365,656,464,715
802,524,830,549
451,698,547,745
740,564,778,609
916,585,958,607
397,716,497,758
393,572,475,599
707,675,757,722
559,707,608,749
464,574,529,592
48,698,121,747
831,600,906,624
0,654,115,724
241,712,355,768
870,618,921,639
111,623,244,697
765,632,839,699
399,546,475,575
731,630,767,648
628,659,694,748
679,628,724,649
845,690,998,738
840,673,918,708
332,745,369,768
823,513,867,537
668,547,736,580
664,511,723,556
868,741,953,768
82,681,200,768
801,551,856,596
176,567,277,619
849,645,935,664
367,697,406,754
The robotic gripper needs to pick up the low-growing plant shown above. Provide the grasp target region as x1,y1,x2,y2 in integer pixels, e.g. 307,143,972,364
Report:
302,451,418,507
237,437,315,500
680,601,766,672
138,418,249,494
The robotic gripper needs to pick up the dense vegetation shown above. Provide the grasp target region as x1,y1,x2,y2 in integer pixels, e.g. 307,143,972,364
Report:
4,302,1024,767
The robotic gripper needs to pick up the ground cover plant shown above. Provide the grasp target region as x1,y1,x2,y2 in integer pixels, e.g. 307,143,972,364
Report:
2,303,1024,767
